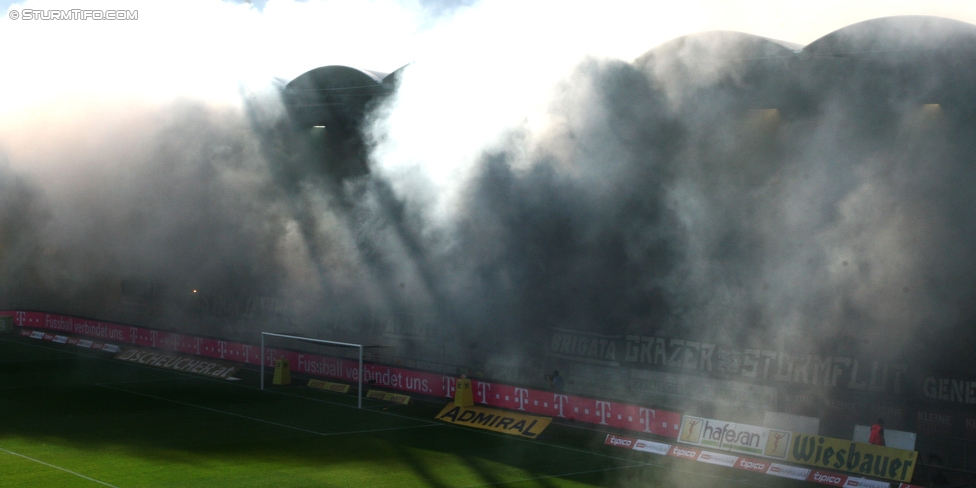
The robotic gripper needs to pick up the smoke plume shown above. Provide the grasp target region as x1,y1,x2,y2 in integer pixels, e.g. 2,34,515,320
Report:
2,2,976,439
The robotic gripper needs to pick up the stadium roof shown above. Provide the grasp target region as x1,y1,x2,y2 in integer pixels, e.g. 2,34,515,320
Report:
635,31,801,66
636,15,976,63
632,16,976,117
282,65,404,128
804,15,976,56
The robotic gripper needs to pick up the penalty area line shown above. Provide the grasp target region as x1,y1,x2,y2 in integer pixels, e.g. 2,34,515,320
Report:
95,383,443,438
0,447,119,488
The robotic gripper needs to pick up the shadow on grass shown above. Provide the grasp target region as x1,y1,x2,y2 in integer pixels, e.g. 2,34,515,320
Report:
0,337,621,487
0,337,809,487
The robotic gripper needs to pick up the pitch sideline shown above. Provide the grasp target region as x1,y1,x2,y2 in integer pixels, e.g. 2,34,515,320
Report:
0,446,120,488
5,337,789,487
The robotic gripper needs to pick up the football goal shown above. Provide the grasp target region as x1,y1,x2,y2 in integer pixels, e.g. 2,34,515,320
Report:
260,332,365,408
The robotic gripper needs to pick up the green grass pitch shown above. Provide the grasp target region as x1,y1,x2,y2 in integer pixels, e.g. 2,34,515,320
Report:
0,335,814,487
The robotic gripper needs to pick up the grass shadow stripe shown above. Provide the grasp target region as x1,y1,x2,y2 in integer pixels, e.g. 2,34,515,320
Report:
0,357,77,364
93,378,186,386
0,446,120,487
96,383,441,438
264,389,648,465
457,462,653,487
4,339,649,467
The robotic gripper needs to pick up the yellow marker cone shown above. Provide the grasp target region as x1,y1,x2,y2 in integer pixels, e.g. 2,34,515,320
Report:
273,357,291,385
454,375,473,407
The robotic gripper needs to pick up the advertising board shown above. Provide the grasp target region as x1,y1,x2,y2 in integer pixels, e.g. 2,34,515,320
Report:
633,439,672,455
767,463,812,480
604,434,637,448
3,310,686,439
114,348,241,380
308,379,351,393
697,450,738,467
668,445,701,460
678,415,791,459
788,434,917,483
436,404,551,438
807,470,848,486
843,477,894,488
735,457,769,473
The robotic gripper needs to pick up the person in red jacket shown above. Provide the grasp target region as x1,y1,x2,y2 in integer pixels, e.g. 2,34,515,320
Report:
869,418,886,446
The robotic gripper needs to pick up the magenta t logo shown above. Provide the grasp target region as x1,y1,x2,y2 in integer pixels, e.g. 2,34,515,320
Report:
639,408,657,432
476,382,491,404
442,377,456,398
596,401,611,425
514,388,529,411
553,394,570,418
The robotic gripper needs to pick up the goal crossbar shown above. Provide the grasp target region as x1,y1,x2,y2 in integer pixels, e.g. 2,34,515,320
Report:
260,332,364,409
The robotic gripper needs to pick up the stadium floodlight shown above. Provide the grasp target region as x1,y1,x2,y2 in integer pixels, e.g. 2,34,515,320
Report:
260,332,364,409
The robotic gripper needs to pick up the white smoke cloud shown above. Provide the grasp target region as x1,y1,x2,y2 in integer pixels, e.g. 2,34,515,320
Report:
0,0,975,425
1,0,973,110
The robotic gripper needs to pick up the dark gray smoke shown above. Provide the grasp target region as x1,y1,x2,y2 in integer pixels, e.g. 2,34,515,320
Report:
2,16,975,418
355,16,976,378
409,15,962,399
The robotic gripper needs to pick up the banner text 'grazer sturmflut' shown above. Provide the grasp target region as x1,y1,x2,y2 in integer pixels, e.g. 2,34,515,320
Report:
3,310,682,438
549,328,908,395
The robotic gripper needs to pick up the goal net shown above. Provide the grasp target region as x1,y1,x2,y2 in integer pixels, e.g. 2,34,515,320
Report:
260,332,368,408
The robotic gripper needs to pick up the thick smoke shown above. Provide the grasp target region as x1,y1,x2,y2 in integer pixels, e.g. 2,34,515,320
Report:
360,17,976,377
2,2,976,440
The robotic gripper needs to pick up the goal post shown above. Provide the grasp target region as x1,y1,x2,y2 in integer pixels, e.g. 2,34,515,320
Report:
260,332,364,409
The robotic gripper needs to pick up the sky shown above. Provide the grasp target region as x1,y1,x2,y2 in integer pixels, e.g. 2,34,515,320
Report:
1,0,976,116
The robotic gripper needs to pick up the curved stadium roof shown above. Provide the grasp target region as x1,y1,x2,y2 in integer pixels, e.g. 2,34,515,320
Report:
631,16,976,116
804,15,976,56
636,15,976,62
280,16,976,133
282,65,403,128
635,30,801,67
